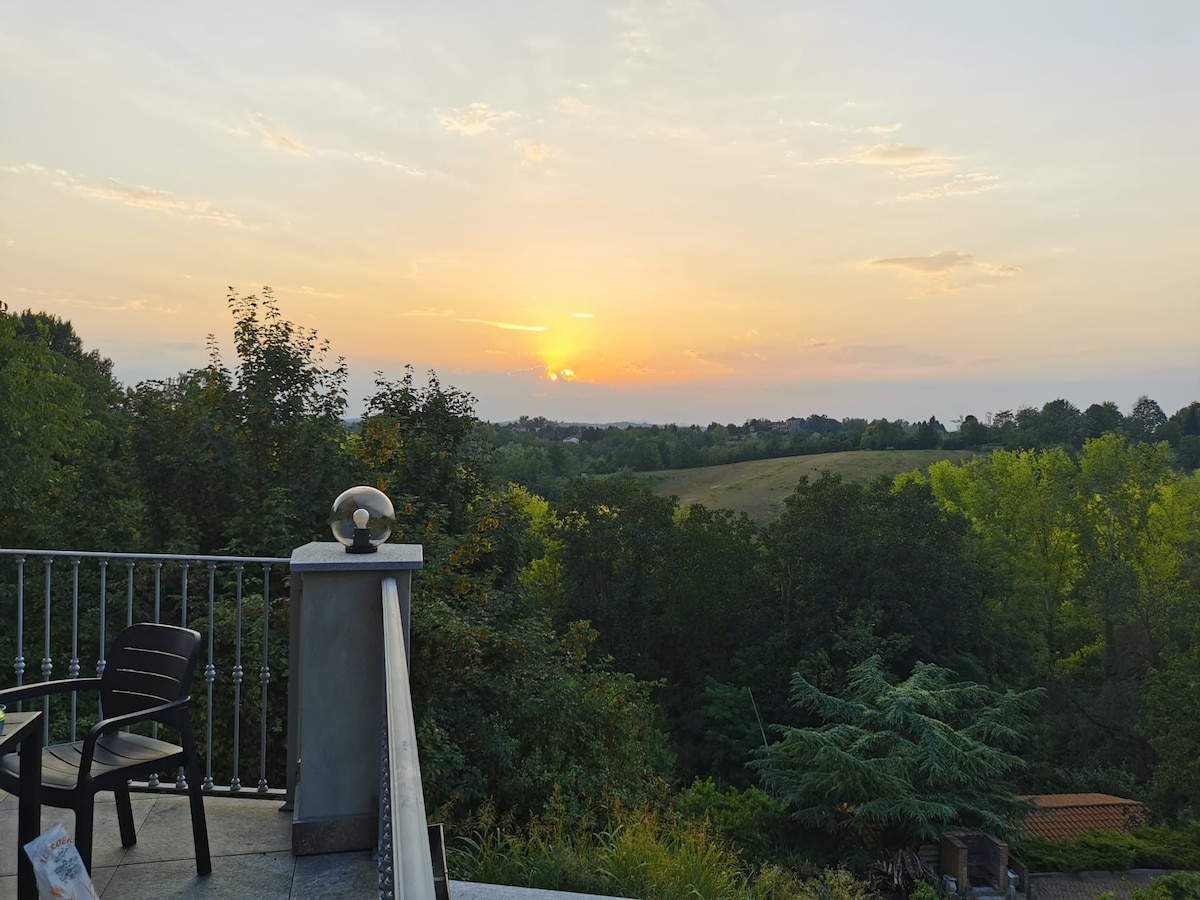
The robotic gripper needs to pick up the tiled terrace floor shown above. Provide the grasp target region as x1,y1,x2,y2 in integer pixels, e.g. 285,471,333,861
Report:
0,790,625,899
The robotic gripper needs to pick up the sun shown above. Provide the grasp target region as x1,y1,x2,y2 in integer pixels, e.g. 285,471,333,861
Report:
547,367,575,382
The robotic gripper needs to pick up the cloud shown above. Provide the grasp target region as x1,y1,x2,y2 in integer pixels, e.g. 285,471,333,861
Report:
871,250,975,275
894,172,1001,202
76,179,244,225
869,250,1022,294
292,285,344,299
438,103,518,136
236,113,312,156
799,121,903,136
796,141,994,186
692,348,769,369
518,141,552,163
226,113,428,177
570,312,594,319
977,262,1022,277
556,96,586,113
13,288,155,313
8,164,245,226
352,152,425,178
856,143,957,176
457,318,547,332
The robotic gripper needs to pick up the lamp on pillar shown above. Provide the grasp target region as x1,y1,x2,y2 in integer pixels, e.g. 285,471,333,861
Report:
329,486,395,554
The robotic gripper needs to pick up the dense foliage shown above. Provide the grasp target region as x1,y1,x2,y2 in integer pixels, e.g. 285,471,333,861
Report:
5,293,1200,891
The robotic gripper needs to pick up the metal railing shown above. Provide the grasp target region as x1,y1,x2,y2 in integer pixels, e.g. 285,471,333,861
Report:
378,575,436,900
0,548,290,795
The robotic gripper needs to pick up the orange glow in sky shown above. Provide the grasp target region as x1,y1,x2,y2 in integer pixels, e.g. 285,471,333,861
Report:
2,3,1198,424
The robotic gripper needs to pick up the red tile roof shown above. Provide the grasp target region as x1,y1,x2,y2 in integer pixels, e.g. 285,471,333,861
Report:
1022,794,1149,842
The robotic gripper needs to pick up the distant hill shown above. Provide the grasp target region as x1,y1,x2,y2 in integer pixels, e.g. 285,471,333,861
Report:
636,449,978,522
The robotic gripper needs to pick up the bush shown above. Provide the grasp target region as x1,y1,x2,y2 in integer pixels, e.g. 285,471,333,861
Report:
679,778,804,864
1133,872,1200,899
1021,825,1200,872
447,801,879,900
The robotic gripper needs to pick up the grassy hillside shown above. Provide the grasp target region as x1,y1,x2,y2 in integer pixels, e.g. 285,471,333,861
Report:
637,449,978,522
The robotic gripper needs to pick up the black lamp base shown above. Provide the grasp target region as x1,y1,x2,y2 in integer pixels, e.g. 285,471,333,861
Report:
346,527,377,553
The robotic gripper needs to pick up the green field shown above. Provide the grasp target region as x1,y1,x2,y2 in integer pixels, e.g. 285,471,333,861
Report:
638,449,978,521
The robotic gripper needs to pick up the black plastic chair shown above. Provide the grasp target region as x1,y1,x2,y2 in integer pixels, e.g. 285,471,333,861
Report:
0,623,211,875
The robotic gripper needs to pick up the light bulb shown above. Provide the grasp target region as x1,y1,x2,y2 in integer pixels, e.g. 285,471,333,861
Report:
352,507,370,530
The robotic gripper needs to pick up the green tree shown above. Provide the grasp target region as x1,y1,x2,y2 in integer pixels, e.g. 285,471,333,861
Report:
1130,396,1169,441
0,305,91,546
753,656,1040,851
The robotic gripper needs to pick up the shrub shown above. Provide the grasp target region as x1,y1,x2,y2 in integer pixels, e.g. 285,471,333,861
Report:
1133,872,1200,899
679,778,804,864
1021,825,1200,873
447,801,879,900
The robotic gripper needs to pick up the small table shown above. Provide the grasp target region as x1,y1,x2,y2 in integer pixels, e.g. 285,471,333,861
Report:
1,711,43,900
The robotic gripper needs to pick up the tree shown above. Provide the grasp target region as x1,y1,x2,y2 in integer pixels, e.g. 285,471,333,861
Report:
958,415,989,448
753,656,1041,851
1129,396,1169,440
1083,401,1125,440
357,366,487,538
0,305,91,546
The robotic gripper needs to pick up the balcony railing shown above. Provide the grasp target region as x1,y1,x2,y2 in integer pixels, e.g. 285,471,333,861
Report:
0,548,290,796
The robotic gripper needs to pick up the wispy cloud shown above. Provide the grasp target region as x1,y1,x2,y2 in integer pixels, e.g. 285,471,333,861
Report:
288,285,344,299
231,113,312,156
7,163,244,226
556,96,587,113
570,312,594,319
869,250,1022,294
457,318,547,332
793,138,999,198
856,143,957,176
799,120,902,136
226,113,426,177
14,287,162,313
438,103,519,136
894,172,1001,202
871,250,975,274
352,152,425,178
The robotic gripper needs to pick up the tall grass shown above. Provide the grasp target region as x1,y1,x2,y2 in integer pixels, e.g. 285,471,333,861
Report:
445,800,878,899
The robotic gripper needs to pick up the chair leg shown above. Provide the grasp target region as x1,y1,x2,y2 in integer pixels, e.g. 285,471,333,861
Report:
181,724,211,876
115,783,137,847
74,798,96,874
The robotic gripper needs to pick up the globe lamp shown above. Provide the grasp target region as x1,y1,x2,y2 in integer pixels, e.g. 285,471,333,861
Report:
330,486,395,553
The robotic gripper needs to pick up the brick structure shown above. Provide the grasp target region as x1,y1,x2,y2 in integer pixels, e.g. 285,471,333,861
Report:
940,832,1011,892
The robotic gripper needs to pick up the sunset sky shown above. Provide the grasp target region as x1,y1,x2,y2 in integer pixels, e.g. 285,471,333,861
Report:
2,1,1198,425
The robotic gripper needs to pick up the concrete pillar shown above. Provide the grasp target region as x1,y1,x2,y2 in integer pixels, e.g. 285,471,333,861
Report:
286,541,423,855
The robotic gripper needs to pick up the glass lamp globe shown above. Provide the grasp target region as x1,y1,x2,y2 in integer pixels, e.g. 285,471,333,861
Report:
330,486,395,552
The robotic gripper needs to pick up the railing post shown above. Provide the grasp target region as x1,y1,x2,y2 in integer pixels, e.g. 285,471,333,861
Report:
287,541,423,857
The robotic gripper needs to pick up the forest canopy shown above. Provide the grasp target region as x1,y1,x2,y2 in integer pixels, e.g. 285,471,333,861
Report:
4,292,1200,881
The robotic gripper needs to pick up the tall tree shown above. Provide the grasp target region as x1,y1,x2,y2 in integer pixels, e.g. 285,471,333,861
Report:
753,656,1040,851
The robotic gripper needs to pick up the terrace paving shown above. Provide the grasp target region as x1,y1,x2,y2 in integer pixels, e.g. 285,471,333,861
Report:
0,790,626,899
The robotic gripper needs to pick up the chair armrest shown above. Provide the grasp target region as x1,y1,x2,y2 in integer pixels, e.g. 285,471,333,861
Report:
0,678,102,706
78,697,191,775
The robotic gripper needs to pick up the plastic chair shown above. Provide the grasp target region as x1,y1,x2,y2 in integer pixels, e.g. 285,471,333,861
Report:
0,623,211,875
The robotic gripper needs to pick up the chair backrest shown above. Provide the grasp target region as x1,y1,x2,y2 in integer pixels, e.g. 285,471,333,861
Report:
100,623,202,721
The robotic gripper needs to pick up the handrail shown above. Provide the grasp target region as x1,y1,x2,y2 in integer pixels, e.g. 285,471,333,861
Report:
0,548,290,564
380,576,435,900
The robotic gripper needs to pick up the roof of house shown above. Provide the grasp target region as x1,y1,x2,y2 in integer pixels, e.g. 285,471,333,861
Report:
1022,794,1149,842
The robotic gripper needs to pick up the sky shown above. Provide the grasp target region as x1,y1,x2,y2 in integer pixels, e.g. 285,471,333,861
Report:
2,1,1199,425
